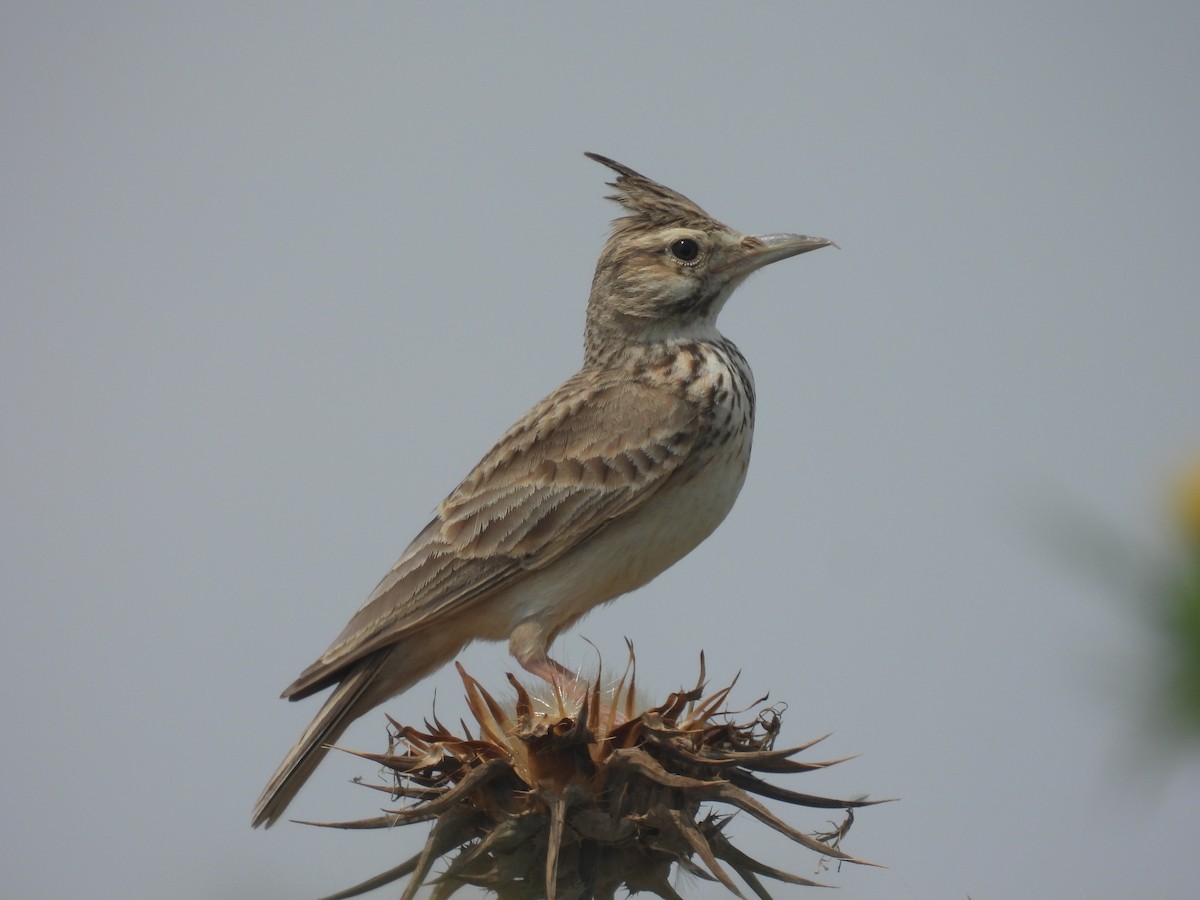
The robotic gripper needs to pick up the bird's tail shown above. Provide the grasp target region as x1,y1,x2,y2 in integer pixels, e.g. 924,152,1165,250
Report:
251,653,386,829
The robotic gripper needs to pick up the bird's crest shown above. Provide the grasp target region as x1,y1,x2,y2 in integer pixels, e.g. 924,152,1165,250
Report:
586,152,721,237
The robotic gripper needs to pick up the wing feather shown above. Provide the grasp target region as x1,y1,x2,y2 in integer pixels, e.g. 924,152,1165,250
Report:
283,370,698,699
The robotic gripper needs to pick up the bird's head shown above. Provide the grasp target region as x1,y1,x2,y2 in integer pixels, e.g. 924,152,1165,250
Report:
583,153,831,364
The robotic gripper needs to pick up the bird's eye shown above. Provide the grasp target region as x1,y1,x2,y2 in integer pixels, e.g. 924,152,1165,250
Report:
668,238,701,263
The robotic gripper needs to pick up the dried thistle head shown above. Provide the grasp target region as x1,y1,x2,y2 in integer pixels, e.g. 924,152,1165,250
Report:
308,657,886,900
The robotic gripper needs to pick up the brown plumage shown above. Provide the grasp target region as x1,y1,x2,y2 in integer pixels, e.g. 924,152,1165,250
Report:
252,153,832,827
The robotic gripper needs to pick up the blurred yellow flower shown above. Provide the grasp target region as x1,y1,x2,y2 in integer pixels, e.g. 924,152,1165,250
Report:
1174,456,1200,549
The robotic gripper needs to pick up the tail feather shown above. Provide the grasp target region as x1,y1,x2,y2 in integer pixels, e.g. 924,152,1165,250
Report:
251,654,385,828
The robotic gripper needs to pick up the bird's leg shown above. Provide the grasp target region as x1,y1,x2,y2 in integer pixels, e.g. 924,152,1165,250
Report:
510,621,587,714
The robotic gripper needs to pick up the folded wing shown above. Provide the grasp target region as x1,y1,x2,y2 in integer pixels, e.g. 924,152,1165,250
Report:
283,370,698,700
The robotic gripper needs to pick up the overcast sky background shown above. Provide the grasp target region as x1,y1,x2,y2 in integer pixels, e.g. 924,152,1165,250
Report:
4,3,1199,898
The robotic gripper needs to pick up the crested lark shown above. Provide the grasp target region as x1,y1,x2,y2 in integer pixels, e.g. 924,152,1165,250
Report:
252,153,832,827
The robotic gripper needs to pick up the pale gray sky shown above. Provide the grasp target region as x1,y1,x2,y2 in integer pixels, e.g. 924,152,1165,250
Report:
3,3,1199,898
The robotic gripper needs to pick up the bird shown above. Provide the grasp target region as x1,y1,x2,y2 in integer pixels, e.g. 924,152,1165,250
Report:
252,153,832,828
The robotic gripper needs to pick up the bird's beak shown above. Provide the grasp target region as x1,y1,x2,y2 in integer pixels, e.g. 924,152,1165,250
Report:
718,232,835,279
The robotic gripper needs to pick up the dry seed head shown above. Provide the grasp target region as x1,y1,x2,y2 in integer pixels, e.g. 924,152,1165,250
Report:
309,658,887,900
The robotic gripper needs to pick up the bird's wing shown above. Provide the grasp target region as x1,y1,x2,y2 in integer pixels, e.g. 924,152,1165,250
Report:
283,370,698,699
